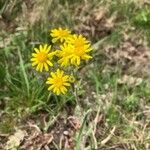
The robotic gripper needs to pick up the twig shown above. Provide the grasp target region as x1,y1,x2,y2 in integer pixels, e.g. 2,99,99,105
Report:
0,133,9,137
100,126,116,146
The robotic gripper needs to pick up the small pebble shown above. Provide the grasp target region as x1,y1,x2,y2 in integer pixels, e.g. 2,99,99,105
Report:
63,131,69,136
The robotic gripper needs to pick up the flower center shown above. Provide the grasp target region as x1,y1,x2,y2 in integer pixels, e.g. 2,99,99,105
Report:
37,52,47,63
54,78,63,88
74,47,85,57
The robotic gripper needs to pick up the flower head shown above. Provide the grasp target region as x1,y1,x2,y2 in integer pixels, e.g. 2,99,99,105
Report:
31,44,55,72
46,69,72,95
65,34,93,66
50,28,71,43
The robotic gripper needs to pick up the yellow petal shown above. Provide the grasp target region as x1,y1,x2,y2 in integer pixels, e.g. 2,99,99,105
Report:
61,86,67,94
56,89,61,95
31,58,37,61
39,63,43,72
46,78,54,84
52,38,57,43
63,82,70,86
34,48,40,53
82,54,92,59
76,57,80,65
44,63,49,71
48,85,54,90
51,72,56,78
44,44,48,51
32,53,37,57
36,63,41,71
57,69,63,77
47,53,54,58
62,75,69,81
53,87,58,94
32,61,38,66
46,45,51,53
39,45,43,51
47,60,53,66
60,87,66,94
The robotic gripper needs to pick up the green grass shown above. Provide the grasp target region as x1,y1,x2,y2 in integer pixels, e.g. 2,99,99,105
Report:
0,0,150,149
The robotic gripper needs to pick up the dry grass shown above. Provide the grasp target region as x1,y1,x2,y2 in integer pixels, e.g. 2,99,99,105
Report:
0,0,150,149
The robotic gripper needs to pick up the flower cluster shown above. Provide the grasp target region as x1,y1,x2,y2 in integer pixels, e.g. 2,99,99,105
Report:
31,28,93,95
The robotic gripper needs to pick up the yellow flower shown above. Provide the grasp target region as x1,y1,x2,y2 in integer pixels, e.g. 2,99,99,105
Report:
66,34,93,66
57,40,92,66
67,34,90,47
50,28,71,43
56,43,73,67
31,44,55,72
71,44,93,66
46,69,71,95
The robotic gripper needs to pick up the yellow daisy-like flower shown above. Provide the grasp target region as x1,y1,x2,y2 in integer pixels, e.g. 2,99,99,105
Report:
56,41,92,66
31,44,55,72
67,34,90,47
46,69,71,95
66,34,92,66
56,43,73,67
50,28,71,43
